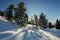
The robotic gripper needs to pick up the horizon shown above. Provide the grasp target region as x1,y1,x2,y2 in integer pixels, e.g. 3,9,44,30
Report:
0,0,60,23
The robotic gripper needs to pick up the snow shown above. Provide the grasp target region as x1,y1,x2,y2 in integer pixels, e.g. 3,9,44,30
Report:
0,29,50,40
43,28,60,38
0,17,60,40
38,29,60,40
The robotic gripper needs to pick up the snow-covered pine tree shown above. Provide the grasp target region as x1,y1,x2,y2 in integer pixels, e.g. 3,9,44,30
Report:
14,2,28,27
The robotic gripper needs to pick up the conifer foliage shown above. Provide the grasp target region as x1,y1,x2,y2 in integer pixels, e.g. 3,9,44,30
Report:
5,4,14,22
55,19,60,29
14,2,28,27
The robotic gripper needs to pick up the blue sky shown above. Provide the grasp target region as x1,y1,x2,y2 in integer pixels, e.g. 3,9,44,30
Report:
0,0,60,23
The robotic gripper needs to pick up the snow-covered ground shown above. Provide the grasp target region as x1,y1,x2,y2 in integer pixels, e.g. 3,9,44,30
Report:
0,17,60,40
39,29,60,40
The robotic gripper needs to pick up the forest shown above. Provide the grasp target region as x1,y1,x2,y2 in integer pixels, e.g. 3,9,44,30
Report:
0,2,60,29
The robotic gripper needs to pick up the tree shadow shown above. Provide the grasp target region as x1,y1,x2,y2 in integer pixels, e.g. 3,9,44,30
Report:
22,29,37,40
22,29,29,40
42,29,60,38
33,30,50,40
0,33,12,39
22,29,50,40
0,29,23,40
0,20,18,32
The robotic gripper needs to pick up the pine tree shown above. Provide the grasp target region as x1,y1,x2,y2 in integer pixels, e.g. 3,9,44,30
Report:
39,12,48,28
5,4,14,22
0,10,4,16
48,22,53,28
55,19,60,29
15,2,28,27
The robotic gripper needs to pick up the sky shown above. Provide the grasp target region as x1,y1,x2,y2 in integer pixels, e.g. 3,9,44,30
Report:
0,0,60,23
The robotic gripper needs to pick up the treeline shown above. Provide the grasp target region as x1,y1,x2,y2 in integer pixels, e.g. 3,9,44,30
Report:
0,2,28,27
48,19,60,29
30,13,60,29
0,2,60,29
